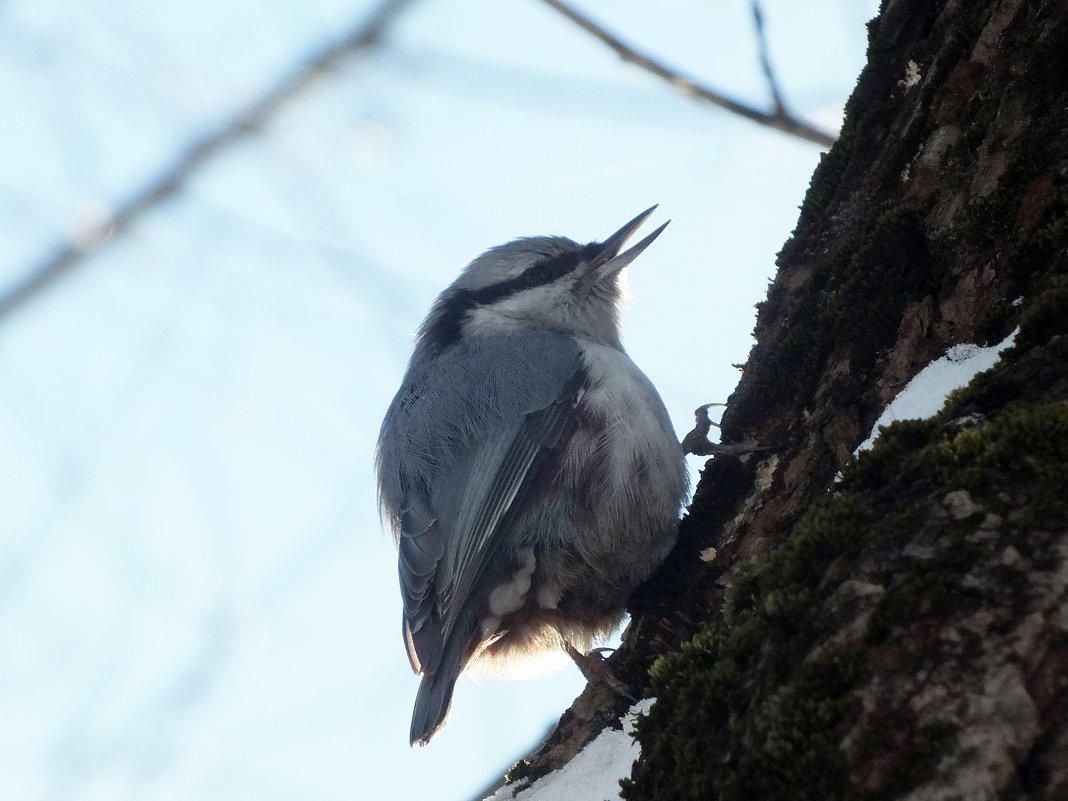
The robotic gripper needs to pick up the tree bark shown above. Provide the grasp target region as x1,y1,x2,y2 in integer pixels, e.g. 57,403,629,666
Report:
505,0,1068,798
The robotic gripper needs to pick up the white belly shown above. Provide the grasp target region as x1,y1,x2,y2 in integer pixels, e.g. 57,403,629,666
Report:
569,341,687,556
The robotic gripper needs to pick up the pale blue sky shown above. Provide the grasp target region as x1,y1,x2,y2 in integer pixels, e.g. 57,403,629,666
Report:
0,2,875,799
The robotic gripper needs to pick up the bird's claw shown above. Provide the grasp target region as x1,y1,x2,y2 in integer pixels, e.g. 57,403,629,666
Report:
681,402,774,457
564,643,637,703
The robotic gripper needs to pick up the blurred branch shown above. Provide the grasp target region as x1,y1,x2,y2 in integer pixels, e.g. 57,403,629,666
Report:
0,0,419,326
751,0,787,116
538,0,837,148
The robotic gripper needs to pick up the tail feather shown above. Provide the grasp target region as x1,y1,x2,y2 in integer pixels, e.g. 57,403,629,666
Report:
410,608,479,746
410,670,458,746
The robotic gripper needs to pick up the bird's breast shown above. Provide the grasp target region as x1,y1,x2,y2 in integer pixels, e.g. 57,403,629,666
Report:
564,340,686,529
471,340,687,672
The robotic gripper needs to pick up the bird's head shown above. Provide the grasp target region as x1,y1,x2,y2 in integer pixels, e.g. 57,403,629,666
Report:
418,206,668,351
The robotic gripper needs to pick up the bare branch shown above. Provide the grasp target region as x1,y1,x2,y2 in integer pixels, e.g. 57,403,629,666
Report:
751,0,787,116
538,0,836,148
0,0,419,326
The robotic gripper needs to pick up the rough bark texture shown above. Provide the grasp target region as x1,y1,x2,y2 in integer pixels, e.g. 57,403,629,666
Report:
502,0,1068,798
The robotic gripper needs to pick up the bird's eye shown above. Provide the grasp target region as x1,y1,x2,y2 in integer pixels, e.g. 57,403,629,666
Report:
522,251,582,289
527,264,551,285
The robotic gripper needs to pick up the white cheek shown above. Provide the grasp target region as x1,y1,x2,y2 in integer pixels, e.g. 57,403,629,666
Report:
465,285,569,332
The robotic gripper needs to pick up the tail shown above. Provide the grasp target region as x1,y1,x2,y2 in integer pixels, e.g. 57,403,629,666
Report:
410,603,483,746
410,633,466,746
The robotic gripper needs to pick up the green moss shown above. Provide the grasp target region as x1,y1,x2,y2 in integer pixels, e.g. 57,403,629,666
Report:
726,494,869,622
823,204,937,346
738,204,939,433
717,654,861,801
628,641,863,801
973,294,1017,347
954,80,1068,304
1016,273,1068,348
960,168,1068,301
625,399,1068,801
504,759,530,785
795,110,857,232
937,403,1068,520
939,9,1068,351
625,491,875,801
623,5,1068,796
844,418,939,489
866,549,980,645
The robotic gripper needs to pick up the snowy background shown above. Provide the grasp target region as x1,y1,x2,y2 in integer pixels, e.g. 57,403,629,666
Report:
0,1,875,799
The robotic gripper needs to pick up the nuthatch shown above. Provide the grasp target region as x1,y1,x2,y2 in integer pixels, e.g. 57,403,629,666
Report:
376,207,688,745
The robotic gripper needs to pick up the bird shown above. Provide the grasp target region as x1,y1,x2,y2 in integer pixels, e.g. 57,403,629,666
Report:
375,206,688,746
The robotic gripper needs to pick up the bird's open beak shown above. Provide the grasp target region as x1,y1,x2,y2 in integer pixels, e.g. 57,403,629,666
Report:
585,205,670,280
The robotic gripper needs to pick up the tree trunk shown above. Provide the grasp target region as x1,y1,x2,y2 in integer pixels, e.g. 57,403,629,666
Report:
505,0,1068,798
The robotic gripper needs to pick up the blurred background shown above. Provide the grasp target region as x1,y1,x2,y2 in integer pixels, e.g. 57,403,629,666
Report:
0,1,876,799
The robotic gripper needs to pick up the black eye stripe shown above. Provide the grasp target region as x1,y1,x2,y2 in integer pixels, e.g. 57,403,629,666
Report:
423,242,604,350
518,242,600,289
477,242,600,299
520,255,568,287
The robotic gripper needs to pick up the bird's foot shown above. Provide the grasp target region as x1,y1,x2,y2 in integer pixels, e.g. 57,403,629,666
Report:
564,643,637,702
681,402,776,457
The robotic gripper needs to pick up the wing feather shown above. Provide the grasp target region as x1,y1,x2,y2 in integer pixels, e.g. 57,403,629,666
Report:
378,330,585,676
437,388,579,640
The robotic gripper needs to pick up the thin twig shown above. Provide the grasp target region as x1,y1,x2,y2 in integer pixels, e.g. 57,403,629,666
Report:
751,0,787,116
539,0,836,148
0,0,419,325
